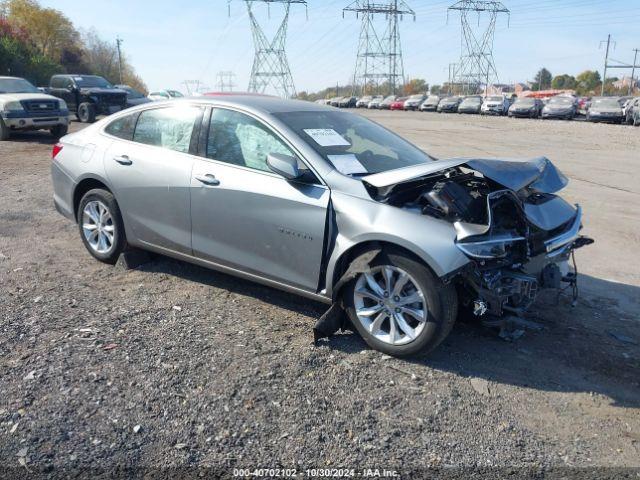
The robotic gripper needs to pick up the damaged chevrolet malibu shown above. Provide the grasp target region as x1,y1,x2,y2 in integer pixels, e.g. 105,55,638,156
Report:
51,96,593,356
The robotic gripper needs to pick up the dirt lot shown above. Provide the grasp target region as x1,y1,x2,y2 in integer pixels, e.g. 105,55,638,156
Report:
1,111,639,478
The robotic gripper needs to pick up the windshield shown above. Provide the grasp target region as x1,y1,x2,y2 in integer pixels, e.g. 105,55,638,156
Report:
487,96,503,102
514,98,535,105
274,111,434,176
426,96,439,103
443,97,459,103
548,96,573,105
167,90,184,98
0,78,39,94
408,94,424,100
462,97,481,104
592,98,620,108
74,76,113,88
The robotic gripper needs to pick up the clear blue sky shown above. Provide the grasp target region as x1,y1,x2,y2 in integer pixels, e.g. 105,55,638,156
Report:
40,0,640,94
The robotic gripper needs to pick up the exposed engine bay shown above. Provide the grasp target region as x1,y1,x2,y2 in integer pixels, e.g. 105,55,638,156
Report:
363,157,594,319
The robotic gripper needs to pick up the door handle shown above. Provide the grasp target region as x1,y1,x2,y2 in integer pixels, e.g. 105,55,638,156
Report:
195,174,220,186
114,155,132,166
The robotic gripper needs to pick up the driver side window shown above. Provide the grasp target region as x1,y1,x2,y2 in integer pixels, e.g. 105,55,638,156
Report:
206,108,293,173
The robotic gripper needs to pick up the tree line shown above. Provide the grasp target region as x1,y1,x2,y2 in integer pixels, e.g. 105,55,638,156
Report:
0,0,146,92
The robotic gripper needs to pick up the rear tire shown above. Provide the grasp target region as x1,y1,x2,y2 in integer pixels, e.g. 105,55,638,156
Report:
0,117,10,141
344,248,458,357
50,124,68,138
77,189,127,264
77,102,96,123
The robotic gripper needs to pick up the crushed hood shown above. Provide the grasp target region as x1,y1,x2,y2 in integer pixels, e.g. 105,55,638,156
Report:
363,157,568,195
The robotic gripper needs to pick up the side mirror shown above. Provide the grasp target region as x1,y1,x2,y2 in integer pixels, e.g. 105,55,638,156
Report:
266,153,301,181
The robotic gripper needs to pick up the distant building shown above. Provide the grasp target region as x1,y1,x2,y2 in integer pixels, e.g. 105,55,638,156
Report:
612,76,639,90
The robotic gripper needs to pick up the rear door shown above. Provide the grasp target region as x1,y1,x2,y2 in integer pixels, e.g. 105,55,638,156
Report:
190,107,330,291
103,105,203,254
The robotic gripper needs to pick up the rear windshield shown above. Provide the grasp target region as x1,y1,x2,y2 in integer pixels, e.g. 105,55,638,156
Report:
273,110,434,176
548,96,573,105
514,98,535,105
592,98,620,108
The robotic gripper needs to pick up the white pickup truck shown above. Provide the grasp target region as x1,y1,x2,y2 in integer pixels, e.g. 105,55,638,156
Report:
0,76,70,141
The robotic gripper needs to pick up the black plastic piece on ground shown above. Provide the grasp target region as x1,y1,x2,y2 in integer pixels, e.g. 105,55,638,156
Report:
313,303,347,345
116,250,153,270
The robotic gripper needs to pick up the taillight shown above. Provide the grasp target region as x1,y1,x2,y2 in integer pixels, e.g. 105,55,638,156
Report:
52,143,63,160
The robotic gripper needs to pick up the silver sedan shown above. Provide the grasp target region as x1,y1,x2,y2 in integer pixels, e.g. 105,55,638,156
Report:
51,96,592,356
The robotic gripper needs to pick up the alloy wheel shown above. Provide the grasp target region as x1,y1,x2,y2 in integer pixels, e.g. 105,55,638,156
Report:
353,266,427,346
82,200,115,254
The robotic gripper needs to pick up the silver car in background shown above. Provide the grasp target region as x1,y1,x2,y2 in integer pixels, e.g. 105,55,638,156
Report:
51,96,592,356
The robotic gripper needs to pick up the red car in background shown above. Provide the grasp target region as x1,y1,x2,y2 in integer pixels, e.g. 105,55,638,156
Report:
390,97,407,110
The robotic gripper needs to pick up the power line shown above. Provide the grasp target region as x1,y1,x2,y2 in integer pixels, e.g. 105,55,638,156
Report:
343,0,416,96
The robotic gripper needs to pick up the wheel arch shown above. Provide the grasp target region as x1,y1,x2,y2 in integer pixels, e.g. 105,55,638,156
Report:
72,176,113,222
327,239,444,302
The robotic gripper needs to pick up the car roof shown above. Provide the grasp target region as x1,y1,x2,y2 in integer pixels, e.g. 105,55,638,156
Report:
154,95,336,114
0,76,24,80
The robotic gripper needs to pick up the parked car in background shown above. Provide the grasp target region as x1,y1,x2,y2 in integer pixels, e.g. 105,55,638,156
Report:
115,85,152,108
51,96,591,357
379,95,397,110
621,98,639,124
457,96,483,114
419,95,441,111
328,97,343,107
586,97,624,123
148,90,185,101
437,96,462,113
48,74,126,123
390,97,407,111
541,96,577,120
633,105,640,126
481,95,510,115
339,96,357,108
368,96,384,109
577,96,590,116
403,94,426,111
356,96,373,108
0,76,69,140
508,97,544,118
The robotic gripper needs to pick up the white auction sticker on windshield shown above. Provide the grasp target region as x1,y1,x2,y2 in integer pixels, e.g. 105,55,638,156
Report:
303,129,351,147
328,154,368,176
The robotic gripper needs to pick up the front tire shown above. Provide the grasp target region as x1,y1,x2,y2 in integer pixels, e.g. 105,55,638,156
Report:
77,102,96,123
50,124,68,138
0,117,10,141
344,248,458,357
77,189,127,264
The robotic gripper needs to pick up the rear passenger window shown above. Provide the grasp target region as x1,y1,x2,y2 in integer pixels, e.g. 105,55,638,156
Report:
105,113,139,141
133,106,201,153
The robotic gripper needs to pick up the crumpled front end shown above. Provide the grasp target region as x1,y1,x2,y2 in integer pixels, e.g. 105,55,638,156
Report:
363,157,594,318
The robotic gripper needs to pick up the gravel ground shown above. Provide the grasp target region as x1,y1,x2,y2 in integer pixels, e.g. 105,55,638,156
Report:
1,113,639,479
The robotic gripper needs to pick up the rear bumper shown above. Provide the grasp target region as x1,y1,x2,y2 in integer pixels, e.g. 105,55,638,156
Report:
51,162,77,222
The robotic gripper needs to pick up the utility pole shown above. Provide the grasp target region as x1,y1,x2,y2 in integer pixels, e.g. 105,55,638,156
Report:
630,49,639,96
448,0,509,95
116,37,124,85
343,0,415,97
600,34,612,96
230,0,307,98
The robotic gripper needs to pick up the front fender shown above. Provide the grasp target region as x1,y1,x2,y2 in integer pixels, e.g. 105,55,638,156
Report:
324,192,470,297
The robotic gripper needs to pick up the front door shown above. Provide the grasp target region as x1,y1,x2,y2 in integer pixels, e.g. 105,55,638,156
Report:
103,105,203,254
190,108,330,292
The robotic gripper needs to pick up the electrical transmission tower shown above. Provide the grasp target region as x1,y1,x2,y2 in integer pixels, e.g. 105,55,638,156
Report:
230,0,306,98
448,0,509,95
216,71,237,92
344,1,415,96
